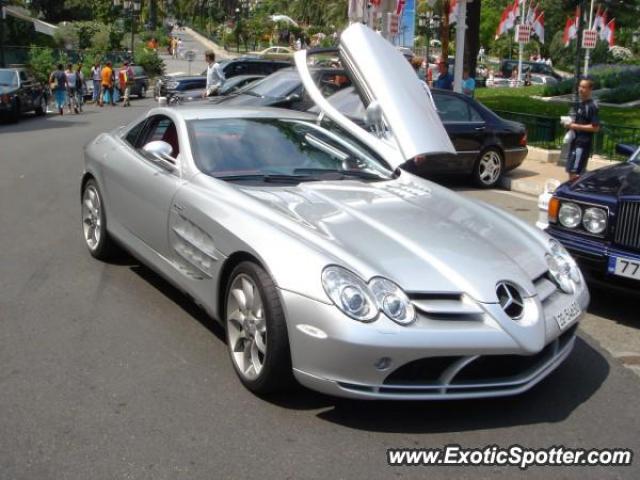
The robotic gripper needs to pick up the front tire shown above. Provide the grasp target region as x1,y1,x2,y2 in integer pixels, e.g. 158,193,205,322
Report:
81,179,119,260
225,262,293,394
473,148,504,188
35,95,47,116
139,85,147,98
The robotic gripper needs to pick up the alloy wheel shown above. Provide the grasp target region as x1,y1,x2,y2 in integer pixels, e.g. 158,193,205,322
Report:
478,150,502,186
82,185,102,250
226,274,267,381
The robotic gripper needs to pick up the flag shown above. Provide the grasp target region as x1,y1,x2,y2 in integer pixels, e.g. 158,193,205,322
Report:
563,17,576,47
603,18,615,47
449,0,459,26
598,9,610,40
495,7,509,39
525,1,535,25
505,0,518,31
532,11,544,44
396,0,405,16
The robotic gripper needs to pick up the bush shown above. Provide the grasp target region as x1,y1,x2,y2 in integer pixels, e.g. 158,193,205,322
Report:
27,46,57,84
599,84,640,104
133,49,164,76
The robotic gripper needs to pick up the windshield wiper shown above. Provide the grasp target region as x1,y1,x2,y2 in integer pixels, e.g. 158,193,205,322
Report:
293,168,386,181
217,174,313,183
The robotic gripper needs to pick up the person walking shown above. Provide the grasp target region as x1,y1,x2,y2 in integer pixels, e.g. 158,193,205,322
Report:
90,62,102,103
118,61,135,107
75,63,86,111
65,64,80,114
49,64,67,115
565,78,600,181
99,61,115,107
204,50,225,97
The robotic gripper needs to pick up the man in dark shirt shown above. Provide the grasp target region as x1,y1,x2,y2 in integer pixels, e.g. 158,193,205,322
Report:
433,58,453,90
565,78,600,180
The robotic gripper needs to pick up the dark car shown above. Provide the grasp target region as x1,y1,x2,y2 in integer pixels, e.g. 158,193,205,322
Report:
0,67,47,122
544,144,640,292
154,58,290,98
313,86,528,187
129,65,149,98
499,59,563,81
211,66,352,111
165,75,267,105
218,74,266,96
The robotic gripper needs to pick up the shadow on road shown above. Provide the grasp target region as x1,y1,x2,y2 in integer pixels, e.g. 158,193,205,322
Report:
0,115,89,132
587,284,640,330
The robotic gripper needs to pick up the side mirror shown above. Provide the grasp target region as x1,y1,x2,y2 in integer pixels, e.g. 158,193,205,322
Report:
365,100,385,137
142,140,177,171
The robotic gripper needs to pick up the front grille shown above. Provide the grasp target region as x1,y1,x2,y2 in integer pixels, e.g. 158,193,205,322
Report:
614,201,640,251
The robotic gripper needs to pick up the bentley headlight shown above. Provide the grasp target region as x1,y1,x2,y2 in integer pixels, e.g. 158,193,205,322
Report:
558,202,582,228
322,266,377,322
369,278,415,325
582,207,607,234
167,81,179,89
546,239,582,294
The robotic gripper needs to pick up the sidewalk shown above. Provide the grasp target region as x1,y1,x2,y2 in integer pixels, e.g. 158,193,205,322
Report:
161,27,236,76
499,148,617,196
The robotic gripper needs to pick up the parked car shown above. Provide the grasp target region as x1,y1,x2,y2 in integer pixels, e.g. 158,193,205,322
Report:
248,46,294,61
155,58,290,98
129,65,149,98
0,67,47,122
544,144,640,292
211,66,351,111
80,23,588,400
500,60,563,81
166,75,266,104
311,86,528,187
218,74,267,96
530,74,559,86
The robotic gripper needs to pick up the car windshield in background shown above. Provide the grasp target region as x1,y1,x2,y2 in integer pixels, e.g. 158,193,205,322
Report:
188,118,393,183
0,70,18,86
245,70,299,98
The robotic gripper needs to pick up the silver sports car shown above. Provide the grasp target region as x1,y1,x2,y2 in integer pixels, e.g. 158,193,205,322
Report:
81,24,589,400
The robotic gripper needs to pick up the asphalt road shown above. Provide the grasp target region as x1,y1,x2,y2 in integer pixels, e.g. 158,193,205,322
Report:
1,103,639,480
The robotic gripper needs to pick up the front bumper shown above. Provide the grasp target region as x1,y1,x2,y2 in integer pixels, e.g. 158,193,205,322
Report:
282,284,588,400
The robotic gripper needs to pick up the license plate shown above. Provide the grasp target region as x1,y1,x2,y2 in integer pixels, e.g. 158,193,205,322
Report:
553,301,581,331
609,256,640,281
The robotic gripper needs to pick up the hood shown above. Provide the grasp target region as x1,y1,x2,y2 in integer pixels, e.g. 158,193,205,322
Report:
212,93,278,107
294,24,454,168
569,161,640,197
239,177,548,304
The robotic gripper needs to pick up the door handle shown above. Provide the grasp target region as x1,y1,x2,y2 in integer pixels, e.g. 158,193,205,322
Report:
474,126,486,131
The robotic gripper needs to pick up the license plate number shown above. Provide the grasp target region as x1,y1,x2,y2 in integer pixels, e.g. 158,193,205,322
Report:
553,301,581,331
609,256,640,281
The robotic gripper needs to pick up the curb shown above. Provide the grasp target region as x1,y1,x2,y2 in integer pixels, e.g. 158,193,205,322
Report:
498,176,547,197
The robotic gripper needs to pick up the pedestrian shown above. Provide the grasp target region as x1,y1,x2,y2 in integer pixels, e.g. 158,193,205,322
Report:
49,63,67,115
118,60,135,107
171,37,178,59
478,45,485,63
564,78,600,181
76,63,86,111
99,61,115,107
177,38,184,58
90,61,102,103
203,50,225,97
65,63,80,114
433,57,453,90
462,68,476,97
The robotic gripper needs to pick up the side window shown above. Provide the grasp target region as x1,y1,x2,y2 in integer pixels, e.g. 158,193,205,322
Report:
468,104,484,122
433,95,471,122
141,115,180,158
125,121,146,147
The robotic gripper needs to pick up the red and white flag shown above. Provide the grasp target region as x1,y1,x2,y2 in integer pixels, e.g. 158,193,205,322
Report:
563,17,576,47
598,9,610,41
603,18,615,47
532,11,544,44
449,0,459,25
525,1,535,25
396,0,406,16
505,0,518,31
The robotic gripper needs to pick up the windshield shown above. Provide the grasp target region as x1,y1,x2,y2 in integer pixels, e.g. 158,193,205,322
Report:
0,70,18,86
188,118,393,182
246,70,300,98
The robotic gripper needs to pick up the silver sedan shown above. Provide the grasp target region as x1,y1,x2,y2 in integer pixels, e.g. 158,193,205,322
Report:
81,24,589,399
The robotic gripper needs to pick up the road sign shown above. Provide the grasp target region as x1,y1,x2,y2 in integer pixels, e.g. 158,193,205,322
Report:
184,50,196,62
583,29,598,49
515,24,531,43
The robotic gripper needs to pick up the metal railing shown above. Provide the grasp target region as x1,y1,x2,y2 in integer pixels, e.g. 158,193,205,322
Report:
495,110,640,161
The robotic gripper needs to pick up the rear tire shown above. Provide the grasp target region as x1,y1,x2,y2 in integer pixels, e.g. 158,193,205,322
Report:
473,148,504,188
224,261,294,395
35,95,47,116
139,85,146,98
81,179,120,260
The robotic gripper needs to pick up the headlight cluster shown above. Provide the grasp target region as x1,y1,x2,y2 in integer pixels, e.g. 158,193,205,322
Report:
546,239,582,294
322,266,415,325
166,81,179,90
556,201,608,235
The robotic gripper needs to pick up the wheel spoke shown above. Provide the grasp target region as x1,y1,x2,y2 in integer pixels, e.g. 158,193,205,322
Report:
231,288,247,311
250,340,263,373
242,277,254,310
254,331,266,354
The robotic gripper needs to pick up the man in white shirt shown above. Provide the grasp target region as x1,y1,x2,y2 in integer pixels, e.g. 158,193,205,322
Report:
204,50,225,97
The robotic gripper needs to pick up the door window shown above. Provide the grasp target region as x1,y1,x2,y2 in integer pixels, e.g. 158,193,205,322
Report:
125,120,146,147
433,95,473,122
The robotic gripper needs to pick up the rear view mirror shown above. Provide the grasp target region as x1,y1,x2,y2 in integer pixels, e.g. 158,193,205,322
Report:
142,140,177,172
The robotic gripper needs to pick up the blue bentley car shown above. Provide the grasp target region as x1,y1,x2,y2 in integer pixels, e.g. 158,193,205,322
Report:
545,144,640,291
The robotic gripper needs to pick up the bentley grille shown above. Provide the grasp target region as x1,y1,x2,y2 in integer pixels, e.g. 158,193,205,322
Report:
614,201,640,251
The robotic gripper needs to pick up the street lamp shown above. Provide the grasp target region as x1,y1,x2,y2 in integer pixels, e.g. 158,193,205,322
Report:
235,7,240,53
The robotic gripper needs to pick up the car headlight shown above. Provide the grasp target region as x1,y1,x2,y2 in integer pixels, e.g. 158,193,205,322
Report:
546,239,581,294
558,202,582,228
582,207,607,234
369,277,416,325
321,266,378,322
167,81,179,89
